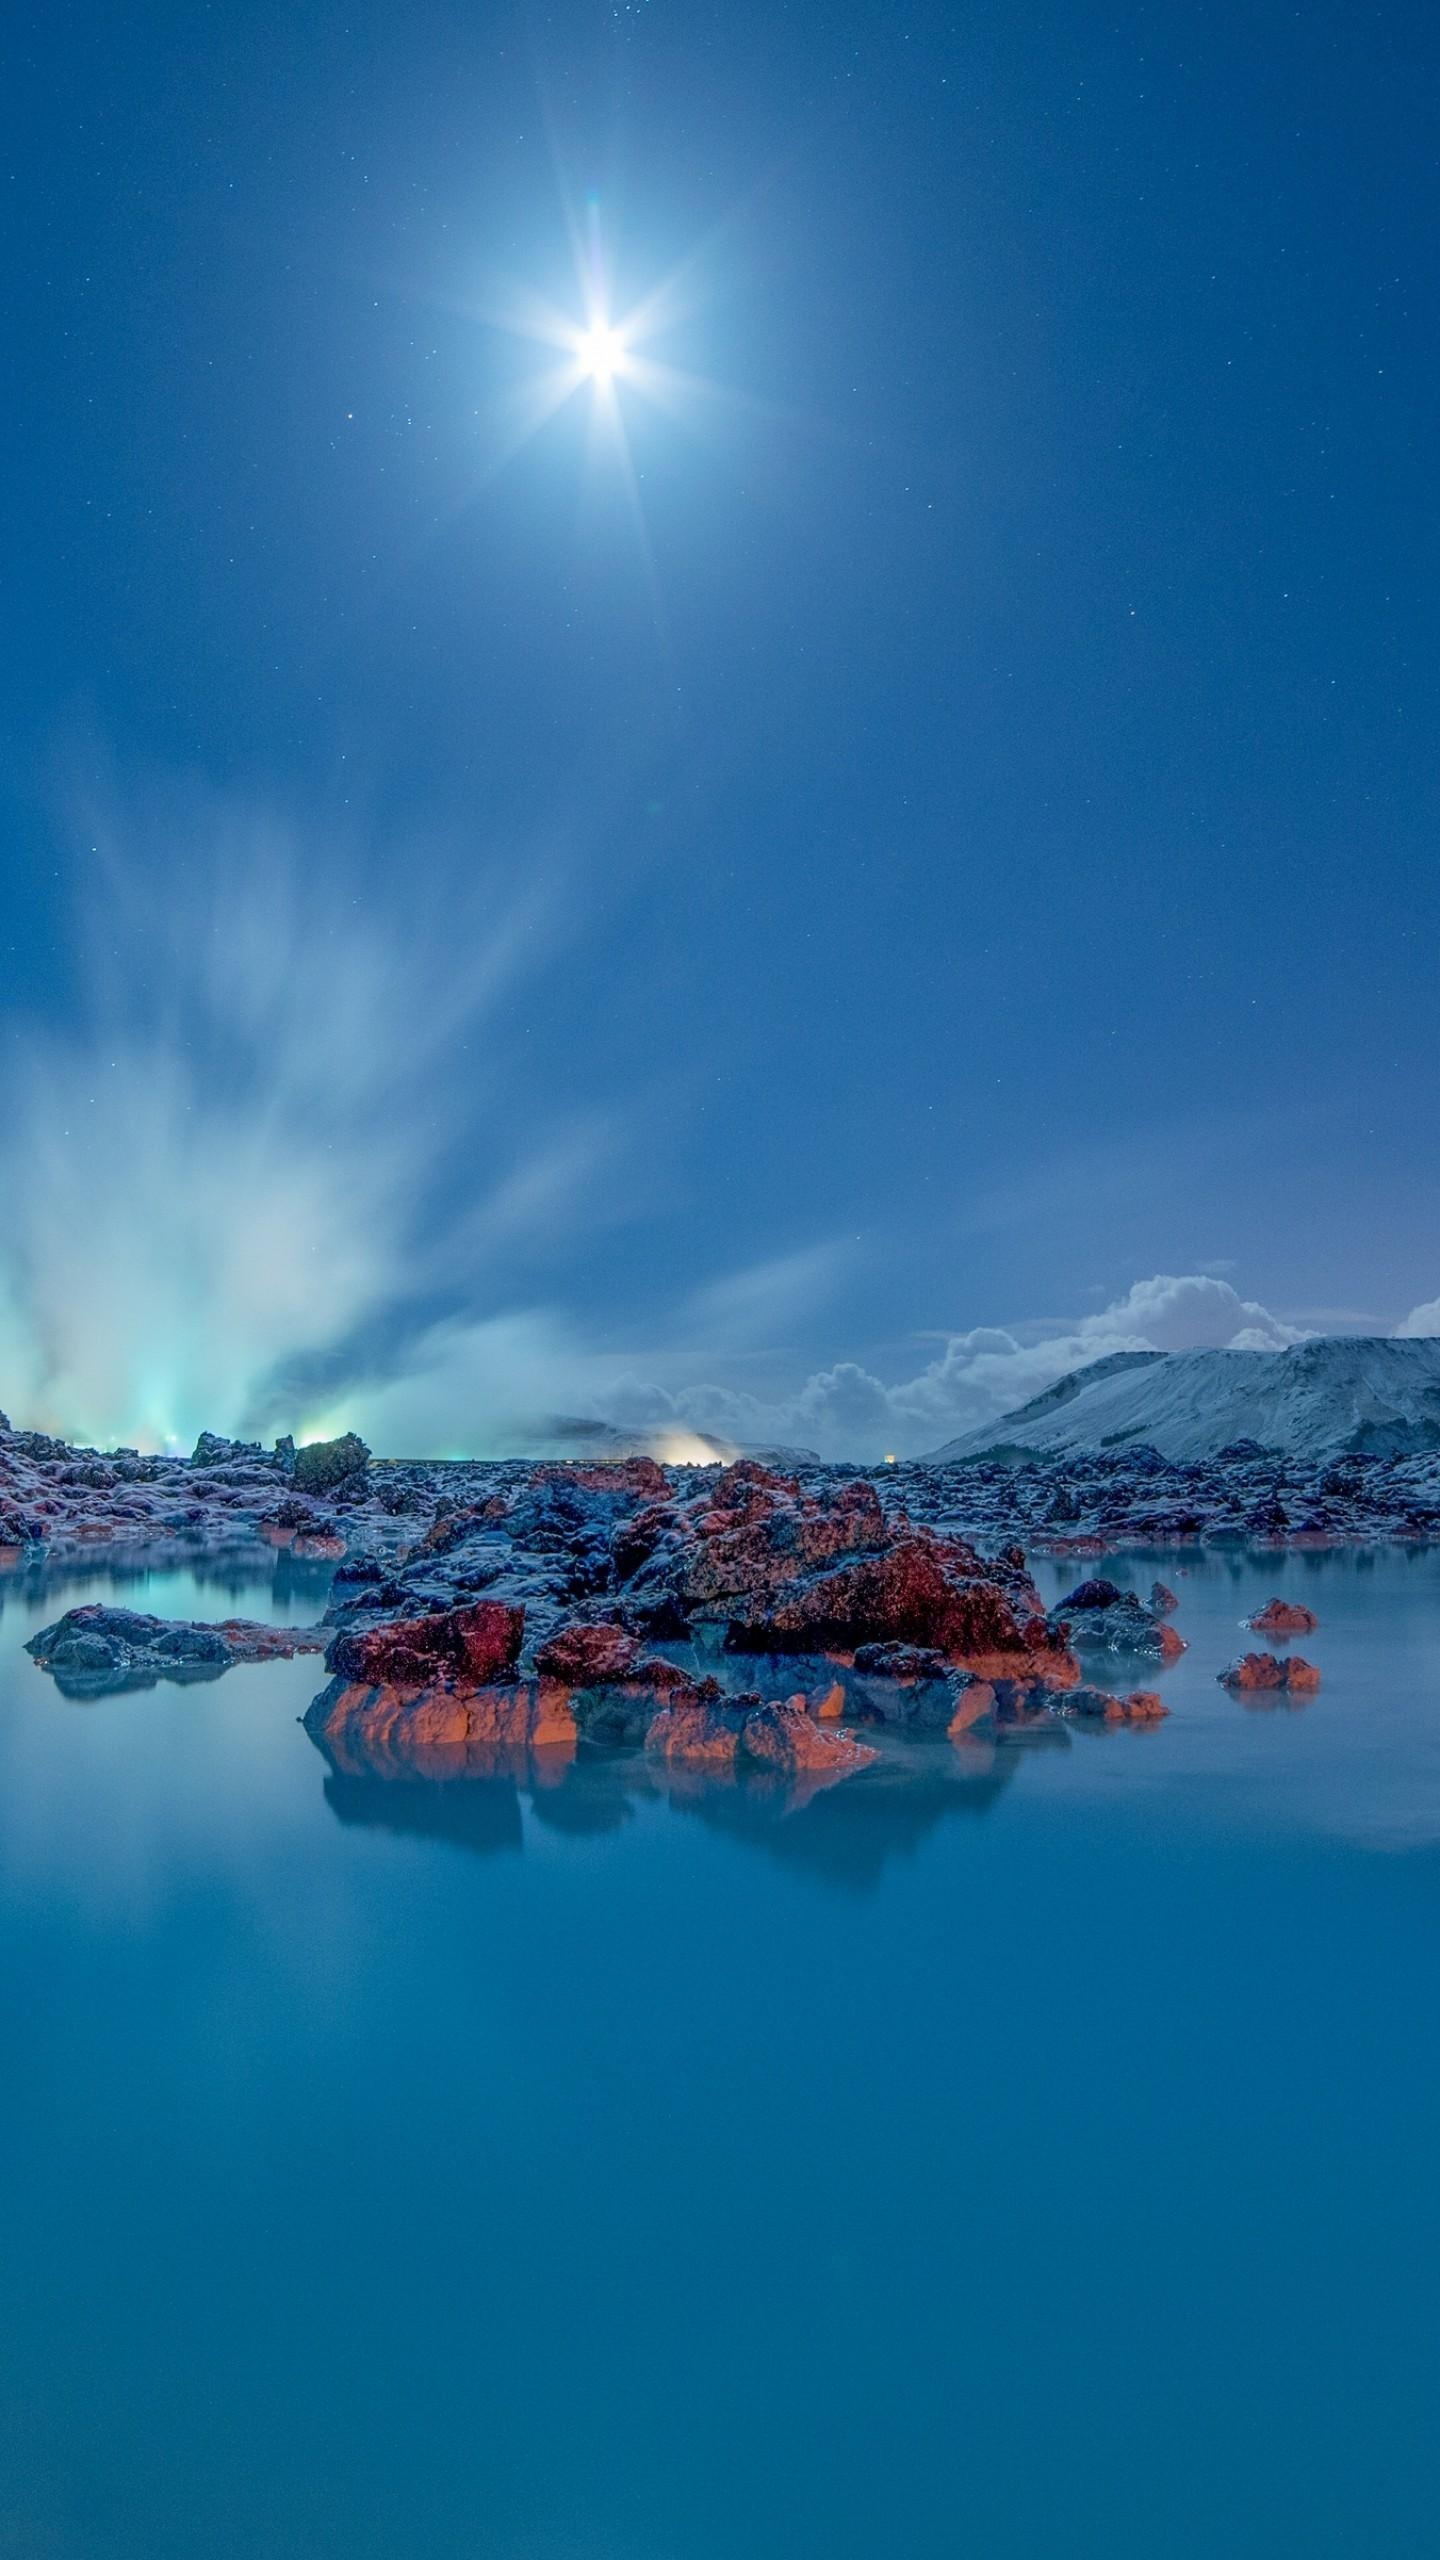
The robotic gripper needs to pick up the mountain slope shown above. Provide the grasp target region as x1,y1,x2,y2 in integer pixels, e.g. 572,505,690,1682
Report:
926,1336,1440,1464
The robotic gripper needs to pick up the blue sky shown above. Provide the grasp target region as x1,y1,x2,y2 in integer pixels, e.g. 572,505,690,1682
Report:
2,0,1438,1454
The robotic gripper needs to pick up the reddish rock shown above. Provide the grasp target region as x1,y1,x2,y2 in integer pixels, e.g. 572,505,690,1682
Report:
645,1695,748,1768
1151,1581,1179,1613
725,1534,1077,1684
1218,1651,1321,1694
951,1678,1062,1733
1248,1598,1319,1636
645,1691,877,1777
1281,1656,1321,1691
209,1619,329,1661
309,1677,577,1780
1119,1690,1168,1722
530,1623,713,1743
1156,1623,1187,1662
677,1465,890,1610
852,1641,950,1679
417,1498,507,1555
740,1696,879,1777
948,1681,1001,1737
533,1620,647,1683
541,1457,669,1502
325,1599,524,1688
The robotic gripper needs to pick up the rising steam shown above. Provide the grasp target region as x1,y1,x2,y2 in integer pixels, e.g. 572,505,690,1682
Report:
0,784,571,1450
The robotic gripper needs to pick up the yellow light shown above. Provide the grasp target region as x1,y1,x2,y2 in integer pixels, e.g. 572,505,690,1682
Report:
575,323,627,383
649,1428,725,1465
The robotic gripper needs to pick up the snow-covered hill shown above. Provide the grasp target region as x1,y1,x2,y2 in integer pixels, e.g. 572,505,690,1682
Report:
925,1337,1440,1464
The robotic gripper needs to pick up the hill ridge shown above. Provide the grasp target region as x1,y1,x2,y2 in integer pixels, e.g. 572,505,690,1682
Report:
926,1335,1440,1464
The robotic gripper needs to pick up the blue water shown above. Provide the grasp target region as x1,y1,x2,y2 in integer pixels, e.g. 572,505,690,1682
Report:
2,1545,1439,2557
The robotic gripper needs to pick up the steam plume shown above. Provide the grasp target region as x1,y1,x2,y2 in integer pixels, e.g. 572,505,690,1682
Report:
0,784,567,1450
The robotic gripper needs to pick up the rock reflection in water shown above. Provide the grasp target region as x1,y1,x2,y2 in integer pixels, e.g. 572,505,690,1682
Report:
302,1668,1063,1891
0,1539,336,1626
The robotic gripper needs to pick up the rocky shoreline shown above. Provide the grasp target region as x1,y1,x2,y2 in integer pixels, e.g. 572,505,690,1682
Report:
5,1414,1398,1785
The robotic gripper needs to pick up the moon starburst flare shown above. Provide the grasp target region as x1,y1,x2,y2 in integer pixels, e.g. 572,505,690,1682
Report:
467,203,720,495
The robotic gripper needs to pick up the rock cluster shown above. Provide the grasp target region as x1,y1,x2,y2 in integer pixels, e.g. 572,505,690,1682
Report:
7,1414,1388,1780
9,1419,1440,1583
883,1444,1440,1551
25,1603,325,1695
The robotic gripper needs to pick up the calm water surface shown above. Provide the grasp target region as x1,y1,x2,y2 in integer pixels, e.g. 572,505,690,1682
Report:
2,1545,1439,2558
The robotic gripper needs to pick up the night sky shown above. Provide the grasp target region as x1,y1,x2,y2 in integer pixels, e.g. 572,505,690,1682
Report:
3,1,1438,1455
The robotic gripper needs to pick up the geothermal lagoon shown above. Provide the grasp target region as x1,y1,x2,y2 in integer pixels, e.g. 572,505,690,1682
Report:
3,1502,1440,2559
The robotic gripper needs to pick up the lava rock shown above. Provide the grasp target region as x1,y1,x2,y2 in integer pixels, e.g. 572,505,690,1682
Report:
190,1430,264,1468
1247,1598,1319,1636
533,1621,648,1683
25,1603,325,1695
722,1533,1076,1680
306,1674,579,1778
1058,1577,1129,1612
1055,1589,1186,1663
1062,1684,1168,1724
324,1598,524,1688
292,1432,371,1494
852,1641,952,1679
1218,1651,1321,1693
645,1691,877,1778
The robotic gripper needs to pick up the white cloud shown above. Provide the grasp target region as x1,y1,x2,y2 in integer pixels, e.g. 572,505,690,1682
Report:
1396,1298,1440,1338
570,1272,1313,1462
680,1246,847,1348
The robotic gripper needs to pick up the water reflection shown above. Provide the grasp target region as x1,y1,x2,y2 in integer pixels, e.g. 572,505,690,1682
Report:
11,1544,1440,1879
0,1539,336,1624
303,1714,1055,1891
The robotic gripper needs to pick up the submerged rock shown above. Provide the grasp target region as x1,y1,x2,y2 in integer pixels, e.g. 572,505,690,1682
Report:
1062,1685,1168,1725
645,1691,877,1778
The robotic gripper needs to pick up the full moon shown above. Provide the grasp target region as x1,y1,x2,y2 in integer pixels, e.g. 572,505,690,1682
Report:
575,322,627,383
